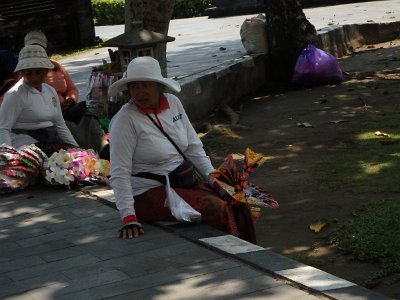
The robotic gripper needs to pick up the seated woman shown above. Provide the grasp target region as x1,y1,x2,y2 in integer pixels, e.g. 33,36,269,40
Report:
108,56,256,243
24,30,79,111
24,30,109,157
0,45,79,156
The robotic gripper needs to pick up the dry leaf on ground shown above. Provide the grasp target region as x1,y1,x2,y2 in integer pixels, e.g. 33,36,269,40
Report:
329,120,348,124
309,218,329,233
297,122,314,128
375,131,390,137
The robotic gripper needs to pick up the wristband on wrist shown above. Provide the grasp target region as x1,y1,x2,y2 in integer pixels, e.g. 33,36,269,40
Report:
122,215,138,225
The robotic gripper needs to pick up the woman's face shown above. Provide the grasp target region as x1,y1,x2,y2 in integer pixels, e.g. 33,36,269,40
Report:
21,68,48,89
128,81,160,109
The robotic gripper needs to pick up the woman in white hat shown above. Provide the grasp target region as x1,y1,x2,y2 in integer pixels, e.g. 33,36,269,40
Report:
108,56,256,243
24,30,79,111
23,30,109,157
0,45,78,155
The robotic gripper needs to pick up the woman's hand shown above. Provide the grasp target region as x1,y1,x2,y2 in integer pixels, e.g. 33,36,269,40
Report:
62,98,75,110
118,223,144,239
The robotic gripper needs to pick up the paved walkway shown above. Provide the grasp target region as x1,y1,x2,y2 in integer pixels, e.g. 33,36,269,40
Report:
1,1,398,299
0,185,388,299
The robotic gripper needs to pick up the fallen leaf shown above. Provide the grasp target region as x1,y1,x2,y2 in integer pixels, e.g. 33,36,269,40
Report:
309,218,329,233
329,119,347,124
297,122,314,128
375,131,390,137
314,98,328,104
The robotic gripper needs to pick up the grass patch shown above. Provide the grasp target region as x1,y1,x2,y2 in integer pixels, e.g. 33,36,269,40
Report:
313,110,400,193
331,199,400,281
50,44,105,61
313,109,400,280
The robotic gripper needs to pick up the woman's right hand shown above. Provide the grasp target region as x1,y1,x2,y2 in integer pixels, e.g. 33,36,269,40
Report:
118,223,144,239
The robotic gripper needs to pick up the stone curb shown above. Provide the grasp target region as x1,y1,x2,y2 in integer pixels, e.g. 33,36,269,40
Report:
83,186,390,300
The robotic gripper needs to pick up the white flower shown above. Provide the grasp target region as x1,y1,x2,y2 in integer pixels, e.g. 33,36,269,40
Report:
53,168,74,185
56,152,73,169
45,169,56,183
45,152,58,168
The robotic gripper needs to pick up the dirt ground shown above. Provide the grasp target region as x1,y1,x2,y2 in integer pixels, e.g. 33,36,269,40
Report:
202,39,400,299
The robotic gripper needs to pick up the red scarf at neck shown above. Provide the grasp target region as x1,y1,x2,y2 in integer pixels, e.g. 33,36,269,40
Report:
134,93,170,115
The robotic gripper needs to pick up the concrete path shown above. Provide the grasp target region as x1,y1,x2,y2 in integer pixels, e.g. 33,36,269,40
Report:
0,185,389,299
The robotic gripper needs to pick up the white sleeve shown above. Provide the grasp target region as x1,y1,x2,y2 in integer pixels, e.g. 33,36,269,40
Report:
109,111,137,219
0,92,24,146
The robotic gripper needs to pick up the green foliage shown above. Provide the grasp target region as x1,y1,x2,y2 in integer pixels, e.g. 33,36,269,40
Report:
331,199,400,280
91,0,216,26
91,0,125,26
172,0,216,19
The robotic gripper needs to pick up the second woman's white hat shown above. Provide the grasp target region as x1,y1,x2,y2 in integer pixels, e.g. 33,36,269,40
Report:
108,56,181,97
14,45,54,72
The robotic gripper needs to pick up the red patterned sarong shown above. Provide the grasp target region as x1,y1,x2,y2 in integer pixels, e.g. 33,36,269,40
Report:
134,184,257,244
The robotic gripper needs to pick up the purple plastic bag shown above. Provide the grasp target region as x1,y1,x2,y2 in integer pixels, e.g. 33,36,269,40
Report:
292,44,343,87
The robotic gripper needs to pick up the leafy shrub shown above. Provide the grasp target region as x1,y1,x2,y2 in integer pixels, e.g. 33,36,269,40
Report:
172,0,215,19
91,0,124,26
91,0,216,26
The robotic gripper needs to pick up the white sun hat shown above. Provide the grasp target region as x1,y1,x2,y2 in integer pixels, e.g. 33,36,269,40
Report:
108,56,181,97
24,30,47,48
14,45,54,72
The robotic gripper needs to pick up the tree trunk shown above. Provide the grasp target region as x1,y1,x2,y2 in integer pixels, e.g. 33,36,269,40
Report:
263,0,317,83
124,0,174,76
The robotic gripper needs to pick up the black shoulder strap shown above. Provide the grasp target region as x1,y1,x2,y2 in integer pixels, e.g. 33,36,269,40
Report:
146,114,188,161
145,113,204,182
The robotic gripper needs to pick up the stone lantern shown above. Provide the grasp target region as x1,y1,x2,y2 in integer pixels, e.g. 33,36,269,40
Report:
102,21,175,73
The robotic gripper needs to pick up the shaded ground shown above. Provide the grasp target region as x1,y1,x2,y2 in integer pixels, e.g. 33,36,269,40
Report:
202,39,400,299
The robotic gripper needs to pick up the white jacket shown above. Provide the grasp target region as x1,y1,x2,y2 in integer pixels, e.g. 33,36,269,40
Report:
109,93,214,221
0,79,78,148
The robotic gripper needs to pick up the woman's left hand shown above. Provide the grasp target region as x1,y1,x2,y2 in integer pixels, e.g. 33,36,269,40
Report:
118,223,144,239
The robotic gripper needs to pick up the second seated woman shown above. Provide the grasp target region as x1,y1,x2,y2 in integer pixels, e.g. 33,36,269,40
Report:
108,56,256,243
0,45,79,156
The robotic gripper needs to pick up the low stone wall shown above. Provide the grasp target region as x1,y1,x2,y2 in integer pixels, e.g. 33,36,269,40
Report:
180,54,267,121
180,21,400,121
317,22,400,57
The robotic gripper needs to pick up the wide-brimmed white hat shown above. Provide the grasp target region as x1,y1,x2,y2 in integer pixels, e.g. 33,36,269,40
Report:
14,45,54,72
24,30,47,48
108,56,180,97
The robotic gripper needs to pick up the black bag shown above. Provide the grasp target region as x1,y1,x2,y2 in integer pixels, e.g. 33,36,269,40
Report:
12,126,58,144
169,160,197,188
62,101,87,123
133,160,198,189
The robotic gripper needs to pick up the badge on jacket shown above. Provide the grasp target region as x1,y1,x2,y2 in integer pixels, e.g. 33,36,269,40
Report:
173,113,182,122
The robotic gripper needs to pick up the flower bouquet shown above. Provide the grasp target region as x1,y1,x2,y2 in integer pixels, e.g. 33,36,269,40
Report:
210,148,278,223
44,148,110,186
